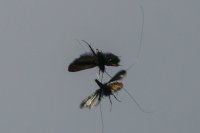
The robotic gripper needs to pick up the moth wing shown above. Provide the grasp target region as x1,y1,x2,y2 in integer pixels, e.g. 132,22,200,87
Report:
80,89,101,109
107,82,123,93
108,70,127,83
68,54,98,72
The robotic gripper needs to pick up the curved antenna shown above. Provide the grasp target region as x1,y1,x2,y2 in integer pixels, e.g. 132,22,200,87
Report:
136,5,144,59
74,39,87,53
120,5,144,74
128,5,145,70
124,5,152,113
81,40,97,56
122,87,152,113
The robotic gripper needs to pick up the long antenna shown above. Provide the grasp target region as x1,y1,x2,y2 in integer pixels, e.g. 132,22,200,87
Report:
136,5,144,59
81,40,97,56
109,6,148,113
128,5,145,69
74,39,87,53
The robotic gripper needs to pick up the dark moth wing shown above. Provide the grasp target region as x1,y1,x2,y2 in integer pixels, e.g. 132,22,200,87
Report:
68,53,98,72
80,89,101,109
108,70,127,83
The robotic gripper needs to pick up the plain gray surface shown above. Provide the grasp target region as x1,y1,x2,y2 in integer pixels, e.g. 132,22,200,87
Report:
0,0,199,133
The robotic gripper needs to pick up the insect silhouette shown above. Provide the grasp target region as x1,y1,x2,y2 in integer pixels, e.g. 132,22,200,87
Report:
68,40,120,77
77,5,147,133
80,69,126,109
80,69,151,133
79,69,149,113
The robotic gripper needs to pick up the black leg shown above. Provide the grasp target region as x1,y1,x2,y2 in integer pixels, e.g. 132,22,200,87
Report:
112,93,121,102
108,96,112,111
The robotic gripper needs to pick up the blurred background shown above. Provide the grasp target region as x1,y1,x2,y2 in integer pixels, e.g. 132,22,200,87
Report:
0,0,199,133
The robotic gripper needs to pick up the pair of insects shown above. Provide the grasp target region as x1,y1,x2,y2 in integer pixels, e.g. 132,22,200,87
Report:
68,40,149,133
68,40,124,108
68,40,146,112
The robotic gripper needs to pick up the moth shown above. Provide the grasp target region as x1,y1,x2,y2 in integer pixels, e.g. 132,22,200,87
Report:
80,70,126,109
68,40,120,76
80,69,149,113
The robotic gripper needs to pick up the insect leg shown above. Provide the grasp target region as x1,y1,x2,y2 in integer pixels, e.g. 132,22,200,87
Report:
112,93,121,102
96,72,100,80
108,96,112,111
105,71,112,78
101,72,103,82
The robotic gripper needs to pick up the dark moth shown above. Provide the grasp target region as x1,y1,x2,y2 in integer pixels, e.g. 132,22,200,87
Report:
68,40,120,73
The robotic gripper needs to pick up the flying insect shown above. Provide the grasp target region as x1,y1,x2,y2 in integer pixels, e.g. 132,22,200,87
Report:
68,40,120,77
80,69,126,109
80,69,149,113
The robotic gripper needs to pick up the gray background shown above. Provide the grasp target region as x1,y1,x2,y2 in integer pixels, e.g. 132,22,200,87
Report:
0,0,199,133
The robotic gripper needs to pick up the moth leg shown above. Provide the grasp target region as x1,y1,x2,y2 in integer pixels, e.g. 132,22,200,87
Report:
105,71,112,78
99,69,101,77
108,96,112,112
112,93,121,102
96,72,100,80
101,72,104,82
